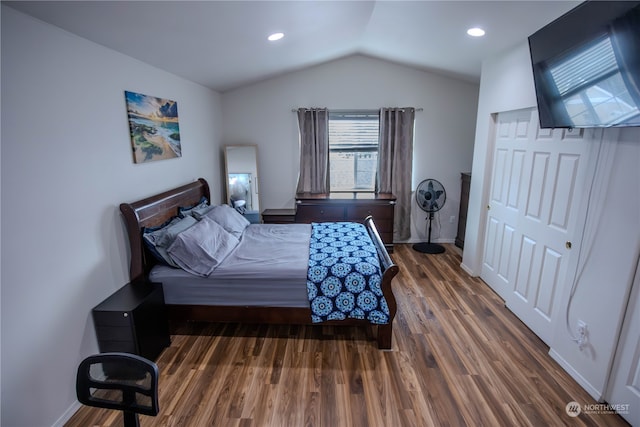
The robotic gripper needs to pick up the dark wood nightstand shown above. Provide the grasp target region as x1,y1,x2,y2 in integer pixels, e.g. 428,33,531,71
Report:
92,281,170,361
261,208,296,224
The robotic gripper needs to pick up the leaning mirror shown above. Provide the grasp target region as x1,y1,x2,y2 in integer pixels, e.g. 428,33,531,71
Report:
224,145,260,219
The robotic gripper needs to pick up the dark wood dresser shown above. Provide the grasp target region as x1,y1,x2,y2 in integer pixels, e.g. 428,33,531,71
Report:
455,173,471,249
295,192,396,250
92,281,170,361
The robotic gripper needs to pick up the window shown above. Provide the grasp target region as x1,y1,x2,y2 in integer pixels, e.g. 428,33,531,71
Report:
328,111,379,192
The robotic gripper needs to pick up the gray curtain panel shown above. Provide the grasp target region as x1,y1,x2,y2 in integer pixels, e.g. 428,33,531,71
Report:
378,107,415,241
296,108,329,194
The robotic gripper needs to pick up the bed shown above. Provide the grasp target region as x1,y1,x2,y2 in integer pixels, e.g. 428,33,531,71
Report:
119,178,399,349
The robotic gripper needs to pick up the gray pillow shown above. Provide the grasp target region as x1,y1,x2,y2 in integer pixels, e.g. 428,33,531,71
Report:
202,204,250,239
179,200,215,220
167,217,240,277
143,215,198,268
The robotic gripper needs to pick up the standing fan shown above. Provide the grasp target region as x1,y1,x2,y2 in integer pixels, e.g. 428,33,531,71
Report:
413,179,446,254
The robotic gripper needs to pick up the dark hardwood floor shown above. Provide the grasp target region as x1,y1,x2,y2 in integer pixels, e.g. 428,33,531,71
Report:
66,244,629,426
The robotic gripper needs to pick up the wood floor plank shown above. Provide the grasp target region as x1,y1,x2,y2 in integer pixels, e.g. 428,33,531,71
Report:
65,244,630,427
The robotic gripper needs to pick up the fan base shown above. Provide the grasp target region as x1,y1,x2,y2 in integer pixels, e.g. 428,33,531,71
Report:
412,242,445,254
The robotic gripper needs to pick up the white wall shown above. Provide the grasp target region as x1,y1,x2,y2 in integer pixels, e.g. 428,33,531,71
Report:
221,54,479,243
549,127,640,399
462,42,539,274
464,40,640,399
0,6,223,426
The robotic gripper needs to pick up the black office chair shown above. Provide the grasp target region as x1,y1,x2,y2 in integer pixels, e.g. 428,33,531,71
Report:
76,352,159,427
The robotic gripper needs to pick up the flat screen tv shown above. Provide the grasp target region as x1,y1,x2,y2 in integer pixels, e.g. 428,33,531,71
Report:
529,1,640,128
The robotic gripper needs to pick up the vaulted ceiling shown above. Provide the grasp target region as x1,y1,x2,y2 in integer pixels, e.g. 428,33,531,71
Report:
5,1,580,92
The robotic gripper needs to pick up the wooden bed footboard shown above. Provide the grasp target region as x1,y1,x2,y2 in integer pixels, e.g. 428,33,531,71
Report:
119,178,399,349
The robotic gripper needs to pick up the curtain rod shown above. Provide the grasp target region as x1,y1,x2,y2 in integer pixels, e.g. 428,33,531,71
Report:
291,107,423,112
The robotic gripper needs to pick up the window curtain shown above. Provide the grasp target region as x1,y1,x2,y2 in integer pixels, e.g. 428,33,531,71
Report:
296,108,329,194
378,107,415,241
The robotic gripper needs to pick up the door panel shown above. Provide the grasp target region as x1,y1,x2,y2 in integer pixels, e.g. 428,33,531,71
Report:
497,224,515,282
507,150,526,209
514,237,536,301
535,247,561,319
481,108,593,344
492,148,509,204
525,151,550,220
550,154,579,230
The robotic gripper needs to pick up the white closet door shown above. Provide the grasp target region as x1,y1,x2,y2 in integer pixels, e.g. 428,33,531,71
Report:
481,108,593,344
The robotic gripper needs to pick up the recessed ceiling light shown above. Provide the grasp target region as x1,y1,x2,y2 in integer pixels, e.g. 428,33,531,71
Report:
268,32,284,42
467,27,485,37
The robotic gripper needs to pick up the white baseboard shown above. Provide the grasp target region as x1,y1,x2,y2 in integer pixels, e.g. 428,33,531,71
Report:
549,349,603,401
52,400,81,427
460,262,476,276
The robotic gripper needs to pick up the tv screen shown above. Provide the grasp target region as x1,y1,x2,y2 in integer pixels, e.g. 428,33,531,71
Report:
529,1,640,128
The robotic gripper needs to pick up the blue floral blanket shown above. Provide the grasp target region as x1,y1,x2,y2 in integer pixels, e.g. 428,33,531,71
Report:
306,222,390,324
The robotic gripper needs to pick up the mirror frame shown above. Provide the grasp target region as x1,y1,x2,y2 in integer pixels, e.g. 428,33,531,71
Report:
223,144,260,213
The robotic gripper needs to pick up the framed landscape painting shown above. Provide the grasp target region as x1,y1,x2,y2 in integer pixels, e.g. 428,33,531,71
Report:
125,91,181,163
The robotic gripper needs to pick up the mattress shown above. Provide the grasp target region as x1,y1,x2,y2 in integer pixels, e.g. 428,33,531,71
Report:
149,223,312,307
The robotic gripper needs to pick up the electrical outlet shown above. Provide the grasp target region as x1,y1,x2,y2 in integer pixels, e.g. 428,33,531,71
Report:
577,320,587,335
449,215,456,224
576,320,588,350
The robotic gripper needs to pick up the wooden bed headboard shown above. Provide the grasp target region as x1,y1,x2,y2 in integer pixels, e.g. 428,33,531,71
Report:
119,178,211,282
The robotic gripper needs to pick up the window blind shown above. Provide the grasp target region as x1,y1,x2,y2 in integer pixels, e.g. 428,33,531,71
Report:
329,111,379,149
550,36,617,96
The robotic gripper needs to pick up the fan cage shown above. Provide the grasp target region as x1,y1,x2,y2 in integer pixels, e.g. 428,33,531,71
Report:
415,179,446,213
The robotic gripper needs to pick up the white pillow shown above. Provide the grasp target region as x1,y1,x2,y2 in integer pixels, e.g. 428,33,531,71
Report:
202,204,250,239
167,217,239,277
